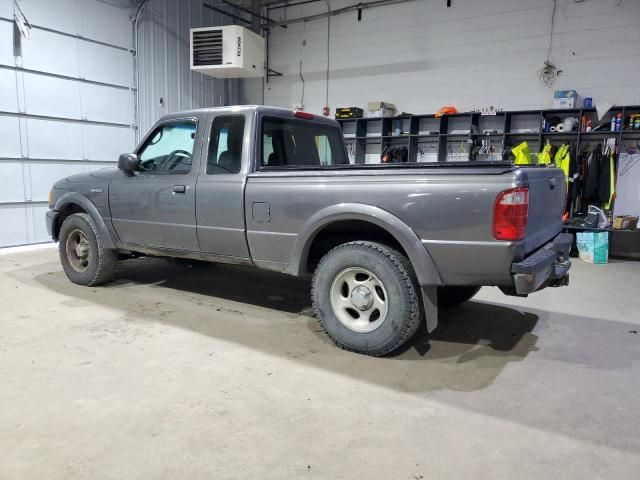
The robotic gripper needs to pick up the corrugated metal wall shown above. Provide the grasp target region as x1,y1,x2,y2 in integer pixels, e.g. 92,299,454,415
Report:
0,0,263,247
136,0,263,136
0,0,135,247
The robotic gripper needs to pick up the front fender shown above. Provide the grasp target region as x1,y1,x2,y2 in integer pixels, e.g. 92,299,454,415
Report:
52,192,120,249
290,203,443,286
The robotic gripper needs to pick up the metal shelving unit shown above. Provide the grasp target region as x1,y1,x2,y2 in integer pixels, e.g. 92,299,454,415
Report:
337,105,640,165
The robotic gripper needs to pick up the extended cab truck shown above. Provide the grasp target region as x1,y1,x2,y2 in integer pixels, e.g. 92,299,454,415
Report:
47,106,572,356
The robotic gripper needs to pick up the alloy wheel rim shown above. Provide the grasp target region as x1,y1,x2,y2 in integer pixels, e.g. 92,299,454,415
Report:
329,267,388,333
65,229,91,273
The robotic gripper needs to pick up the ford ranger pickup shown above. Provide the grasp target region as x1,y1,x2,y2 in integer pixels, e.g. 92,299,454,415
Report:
46,106,572,356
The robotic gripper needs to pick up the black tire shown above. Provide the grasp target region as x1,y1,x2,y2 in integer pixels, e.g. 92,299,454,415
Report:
437,286,481,308
58,213,117,286
311,241,421,357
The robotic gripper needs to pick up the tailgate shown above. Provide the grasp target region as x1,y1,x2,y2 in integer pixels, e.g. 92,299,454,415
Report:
522,167,566,254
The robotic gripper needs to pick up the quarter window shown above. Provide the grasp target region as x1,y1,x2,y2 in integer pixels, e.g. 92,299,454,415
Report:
207,115,245,174
138,122,196,173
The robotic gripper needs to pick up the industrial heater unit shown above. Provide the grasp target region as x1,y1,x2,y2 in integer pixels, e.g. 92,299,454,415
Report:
190,25,265,78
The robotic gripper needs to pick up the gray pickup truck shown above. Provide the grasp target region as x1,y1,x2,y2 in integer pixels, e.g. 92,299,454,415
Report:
47,105,572,356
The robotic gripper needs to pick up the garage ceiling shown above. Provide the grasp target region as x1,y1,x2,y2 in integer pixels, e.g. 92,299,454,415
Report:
130,0,289,8
214,0,286,6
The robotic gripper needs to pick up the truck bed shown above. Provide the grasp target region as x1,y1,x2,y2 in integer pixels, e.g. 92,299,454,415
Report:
260,161,515,174
244,165,566,287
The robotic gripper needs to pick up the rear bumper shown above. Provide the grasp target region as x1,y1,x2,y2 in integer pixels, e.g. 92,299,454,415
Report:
510,232,573,295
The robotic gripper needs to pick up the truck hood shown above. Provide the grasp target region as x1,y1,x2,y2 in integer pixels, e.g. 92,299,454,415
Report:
58,167,119,185
50,167,119,208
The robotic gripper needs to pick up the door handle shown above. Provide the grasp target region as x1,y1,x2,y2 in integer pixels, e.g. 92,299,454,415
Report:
173,185,187,194
549,177,556,190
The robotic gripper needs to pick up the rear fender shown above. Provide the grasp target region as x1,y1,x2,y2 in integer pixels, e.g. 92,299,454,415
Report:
290,203,443,286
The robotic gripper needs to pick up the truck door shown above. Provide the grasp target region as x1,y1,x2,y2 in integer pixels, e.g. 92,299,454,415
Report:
195,113,251,259
109,118,200,252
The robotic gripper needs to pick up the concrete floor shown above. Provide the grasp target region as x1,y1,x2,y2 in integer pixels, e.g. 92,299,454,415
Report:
1,247,639,479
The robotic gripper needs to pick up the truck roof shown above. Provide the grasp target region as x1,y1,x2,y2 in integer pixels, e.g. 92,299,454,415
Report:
159,105,339,127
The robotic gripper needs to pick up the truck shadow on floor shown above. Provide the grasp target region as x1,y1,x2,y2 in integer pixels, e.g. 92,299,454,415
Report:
35,256,540,393
118,258,541,361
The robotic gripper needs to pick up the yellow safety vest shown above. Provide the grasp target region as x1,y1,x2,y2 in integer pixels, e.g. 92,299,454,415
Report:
512,141,531,165
603,152,616,210
554,144,570,187
538,142,552,165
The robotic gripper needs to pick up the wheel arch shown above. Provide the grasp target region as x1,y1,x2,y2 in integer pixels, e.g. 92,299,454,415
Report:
52,193,119,249
290,203,442,286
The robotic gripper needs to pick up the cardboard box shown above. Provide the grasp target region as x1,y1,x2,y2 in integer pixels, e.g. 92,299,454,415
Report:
367,101,396,118
613,215,639,230
367,108,396,118
367,102,396,111
613,216,627,229
553,90,579,109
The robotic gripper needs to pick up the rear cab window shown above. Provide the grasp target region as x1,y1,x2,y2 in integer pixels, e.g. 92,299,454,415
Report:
261,117,348,168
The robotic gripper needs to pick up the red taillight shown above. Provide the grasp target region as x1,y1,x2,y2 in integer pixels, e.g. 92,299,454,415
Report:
294,111,314,120
493,187,529,241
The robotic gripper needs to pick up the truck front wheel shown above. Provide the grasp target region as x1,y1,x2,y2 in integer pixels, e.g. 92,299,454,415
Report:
437,286,481,308
311,241,421,356
59,213,117,286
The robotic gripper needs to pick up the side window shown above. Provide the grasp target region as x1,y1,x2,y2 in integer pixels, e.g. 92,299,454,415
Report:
207,115,245,174
261,117,347,168
138,122,196,173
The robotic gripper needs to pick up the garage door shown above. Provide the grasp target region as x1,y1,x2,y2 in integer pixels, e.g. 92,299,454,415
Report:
0,0,135,247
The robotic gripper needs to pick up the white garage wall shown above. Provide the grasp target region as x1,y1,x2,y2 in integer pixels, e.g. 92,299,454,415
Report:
0,0,136,247
263,0,640,115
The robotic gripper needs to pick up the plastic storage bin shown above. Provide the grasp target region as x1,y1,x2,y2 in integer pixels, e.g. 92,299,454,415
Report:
576,232,609,264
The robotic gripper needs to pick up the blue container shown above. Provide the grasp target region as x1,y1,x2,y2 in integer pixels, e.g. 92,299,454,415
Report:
584,97,593,108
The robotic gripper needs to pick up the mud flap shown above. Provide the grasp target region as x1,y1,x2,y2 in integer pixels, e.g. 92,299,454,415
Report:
421,286,439,333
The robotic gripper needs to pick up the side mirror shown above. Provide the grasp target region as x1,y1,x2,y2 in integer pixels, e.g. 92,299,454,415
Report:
118,153,139,173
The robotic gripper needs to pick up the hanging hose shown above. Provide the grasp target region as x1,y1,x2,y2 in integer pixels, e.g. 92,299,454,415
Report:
324,0,331,111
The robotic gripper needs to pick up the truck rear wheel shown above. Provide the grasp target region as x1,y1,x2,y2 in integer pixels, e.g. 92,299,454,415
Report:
311,241,421,357
59,213,117,286
437,286,481,308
